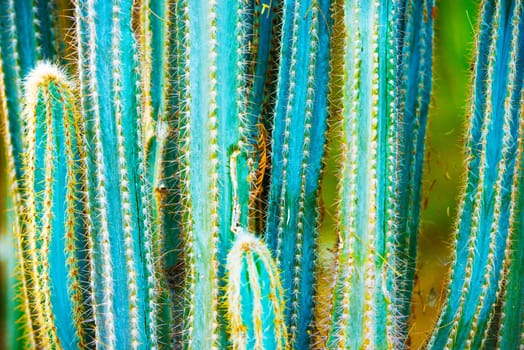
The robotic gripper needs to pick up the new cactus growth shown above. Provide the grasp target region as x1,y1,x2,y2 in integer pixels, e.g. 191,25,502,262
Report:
428,1,524,348
226,231,287,350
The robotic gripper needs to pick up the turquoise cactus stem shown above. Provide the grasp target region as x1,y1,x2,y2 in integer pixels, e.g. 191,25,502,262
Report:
75,0,162,347
428,1,524,348
0,0,28,187
326,0,403,347
265,0,331,347
395,0,435,327
176,0,252,347
497,111,523,349
226,231,288,350
21,63,90,348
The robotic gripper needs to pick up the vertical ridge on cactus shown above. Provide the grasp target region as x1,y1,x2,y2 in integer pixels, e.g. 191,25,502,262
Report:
327,1,396,347
496,103,523,349
428,1,524,348
139,0,179,346
226,231,287,350
395,0,435,326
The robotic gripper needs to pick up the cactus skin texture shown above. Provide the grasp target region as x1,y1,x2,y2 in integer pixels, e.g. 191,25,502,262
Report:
428,1,524,349
395,0,435,326
265,0,332,347
226,231,288,350
326,0,434,348
497,115,524,350
21,63,91,349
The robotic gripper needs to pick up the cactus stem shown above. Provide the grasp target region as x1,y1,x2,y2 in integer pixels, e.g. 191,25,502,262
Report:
496,89,524,349
74,2,103,347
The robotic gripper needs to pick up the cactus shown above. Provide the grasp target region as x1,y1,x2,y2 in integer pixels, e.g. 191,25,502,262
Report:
169,0,255,347
75,0,166,347
427,1,523,348
326,0,434,348
496,116,524,349
265,0,332,347
20,63,91,348
0,1,62,348
3,0,524,349
226,231,287,350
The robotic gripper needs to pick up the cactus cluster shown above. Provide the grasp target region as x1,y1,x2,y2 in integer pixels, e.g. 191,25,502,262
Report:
0,0,522,349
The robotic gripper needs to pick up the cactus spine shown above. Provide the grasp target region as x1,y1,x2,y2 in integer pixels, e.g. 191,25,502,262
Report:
428,1,524,348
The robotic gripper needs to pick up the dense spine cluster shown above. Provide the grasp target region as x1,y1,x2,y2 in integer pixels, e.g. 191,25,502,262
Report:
428,1,523,348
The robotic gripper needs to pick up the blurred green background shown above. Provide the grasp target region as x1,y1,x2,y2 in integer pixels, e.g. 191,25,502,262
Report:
0,1,478,348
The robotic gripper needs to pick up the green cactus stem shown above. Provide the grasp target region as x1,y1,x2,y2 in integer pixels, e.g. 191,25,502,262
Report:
226,231,287,350
427,1,523,348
